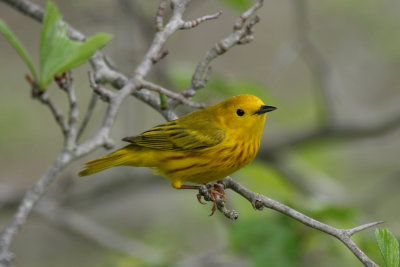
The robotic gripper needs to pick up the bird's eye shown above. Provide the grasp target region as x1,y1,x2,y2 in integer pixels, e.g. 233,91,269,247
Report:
236,109,245,116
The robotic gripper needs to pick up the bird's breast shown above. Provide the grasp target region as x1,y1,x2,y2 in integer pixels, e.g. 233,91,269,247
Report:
213,134,261,170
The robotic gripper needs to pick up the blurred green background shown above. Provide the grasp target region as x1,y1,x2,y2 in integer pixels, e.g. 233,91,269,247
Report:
1,0,400,266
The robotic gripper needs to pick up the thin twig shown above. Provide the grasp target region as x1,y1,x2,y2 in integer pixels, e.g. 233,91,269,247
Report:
181,0,263,98
139,79,204,108
155,0,169,32
180,11,222,29
35,91,69,137
234,0,264,30
88,71,115,102
64,74,79,150
77,93,98,141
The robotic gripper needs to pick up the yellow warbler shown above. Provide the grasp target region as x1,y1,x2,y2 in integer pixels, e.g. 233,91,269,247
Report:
79,94,276,189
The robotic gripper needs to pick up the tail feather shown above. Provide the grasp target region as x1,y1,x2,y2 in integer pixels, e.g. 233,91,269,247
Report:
79,151,128,176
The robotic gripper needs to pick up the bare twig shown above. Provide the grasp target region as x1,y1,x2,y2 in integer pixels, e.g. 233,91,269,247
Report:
88,71,115,102
180,10,222,30
234,0,264,30
205,177,382,267
139,79,204,108
133,0,191,79
150,49,169,64
1,1,388,267
0,150,74,266
181,0,264,98
155,0,169,32
34,90,69,137
77,93,98,141
63,74,79,150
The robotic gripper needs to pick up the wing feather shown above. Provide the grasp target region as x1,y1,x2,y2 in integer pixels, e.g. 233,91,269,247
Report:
122,119,225,151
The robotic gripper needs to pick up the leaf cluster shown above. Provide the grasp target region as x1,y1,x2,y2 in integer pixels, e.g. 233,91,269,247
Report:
0,1,112,90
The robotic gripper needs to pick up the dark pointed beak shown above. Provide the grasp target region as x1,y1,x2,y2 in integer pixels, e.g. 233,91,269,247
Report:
253,105,277,115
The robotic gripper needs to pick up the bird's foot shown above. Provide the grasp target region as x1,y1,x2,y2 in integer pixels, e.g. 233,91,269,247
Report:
198,183,227,216
179,182,237,219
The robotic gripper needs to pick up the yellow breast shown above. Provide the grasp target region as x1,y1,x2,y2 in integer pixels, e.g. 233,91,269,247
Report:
155,134,261,188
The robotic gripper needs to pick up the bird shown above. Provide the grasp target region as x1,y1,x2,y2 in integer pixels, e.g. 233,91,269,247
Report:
79,94,276,214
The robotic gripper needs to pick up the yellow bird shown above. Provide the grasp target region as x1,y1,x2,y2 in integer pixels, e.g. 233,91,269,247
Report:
79,94,276,210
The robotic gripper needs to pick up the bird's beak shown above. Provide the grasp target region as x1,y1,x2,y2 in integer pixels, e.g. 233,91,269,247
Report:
253,105,277,115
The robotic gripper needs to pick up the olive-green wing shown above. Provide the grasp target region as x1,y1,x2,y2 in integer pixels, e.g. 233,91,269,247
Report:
122,120,225,151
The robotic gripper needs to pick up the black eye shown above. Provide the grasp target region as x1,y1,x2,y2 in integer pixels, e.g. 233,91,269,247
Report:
236,109,245,116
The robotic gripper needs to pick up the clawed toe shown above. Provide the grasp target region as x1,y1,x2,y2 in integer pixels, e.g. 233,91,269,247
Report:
199,183,227,216
180,182,228,215
196,193,207,205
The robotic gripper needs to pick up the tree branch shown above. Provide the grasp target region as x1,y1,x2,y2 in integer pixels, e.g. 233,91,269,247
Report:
155,0,169,32
0,150,74,266
33,90,69,137
180,0,264,98
139,79,204,108
1,1,387,267
77,93,98,141
1,1,241,261
197,177,382,267
180,10,222,30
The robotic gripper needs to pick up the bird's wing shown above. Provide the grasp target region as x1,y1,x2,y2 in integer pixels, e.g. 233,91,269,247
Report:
122,120,225,151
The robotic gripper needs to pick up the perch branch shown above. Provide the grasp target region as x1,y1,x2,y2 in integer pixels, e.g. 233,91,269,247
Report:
197,177,382,267
0,1,269,264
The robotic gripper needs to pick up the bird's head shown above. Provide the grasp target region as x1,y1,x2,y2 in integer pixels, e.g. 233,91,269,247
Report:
213,94,277,133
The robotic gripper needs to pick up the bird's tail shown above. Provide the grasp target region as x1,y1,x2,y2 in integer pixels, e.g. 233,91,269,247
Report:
78,147,131,176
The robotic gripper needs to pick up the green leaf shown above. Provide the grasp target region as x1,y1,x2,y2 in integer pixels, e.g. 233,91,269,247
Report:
38,1,112,89
375,228,399,267
0,20,37,80
55,33,112,74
